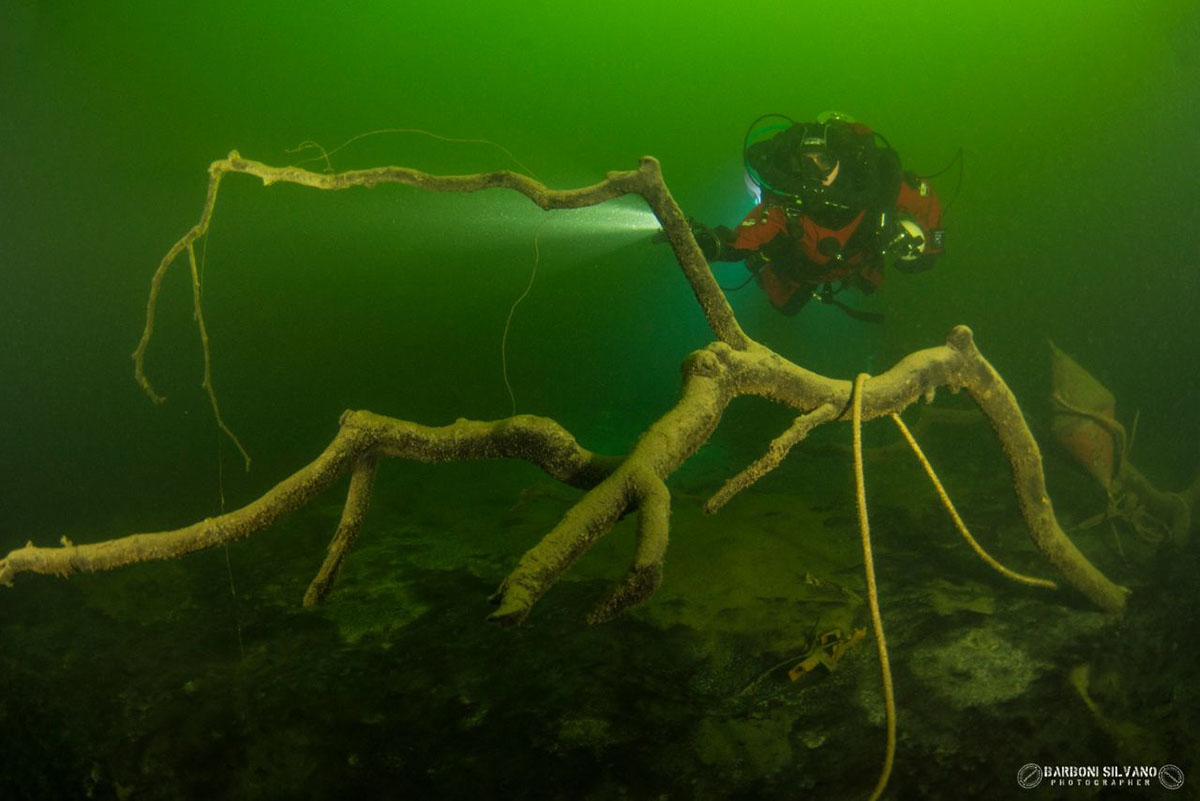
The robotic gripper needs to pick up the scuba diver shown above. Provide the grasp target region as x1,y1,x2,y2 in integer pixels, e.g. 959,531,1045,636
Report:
687,112,946,321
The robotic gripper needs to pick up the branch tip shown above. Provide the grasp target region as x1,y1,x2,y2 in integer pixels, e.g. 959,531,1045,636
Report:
947,325,975,352
487,597,531,627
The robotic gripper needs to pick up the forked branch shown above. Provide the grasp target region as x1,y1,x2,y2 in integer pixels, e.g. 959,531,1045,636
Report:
3,154,1130,624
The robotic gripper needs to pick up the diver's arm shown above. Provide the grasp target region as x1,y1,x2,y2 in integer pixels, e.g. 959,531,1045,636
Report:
652,219,749,262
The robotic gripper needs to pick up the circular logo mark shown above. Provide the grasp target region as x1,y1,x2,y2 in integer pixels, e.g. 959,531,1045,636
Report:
1017,763,1043,789
1159,764,1185,790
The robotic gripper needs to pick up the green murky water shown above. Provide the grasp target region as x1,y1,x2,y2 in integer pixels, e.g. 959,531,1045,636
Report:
2,2,1198,799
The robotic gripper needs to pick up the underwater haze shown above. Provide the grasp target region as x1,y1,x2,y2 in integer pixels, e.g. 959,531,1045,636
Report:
2,2,1198,799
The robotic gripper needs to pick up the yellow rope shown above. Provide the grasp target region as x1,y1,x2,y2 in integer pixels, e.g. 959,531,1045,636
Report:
852,373,895,801
889,412,1057,590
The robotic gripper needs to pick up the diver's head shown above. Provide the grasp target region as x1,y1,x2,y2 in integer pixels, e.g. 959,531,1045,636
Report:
746,119,853,203
792,143,840,188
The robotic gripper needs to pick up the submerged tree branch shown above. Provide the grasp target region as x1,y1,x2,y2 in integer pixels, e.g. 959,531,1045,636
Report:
131,152,749,412
4,153,1132,624
0,412,615,589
